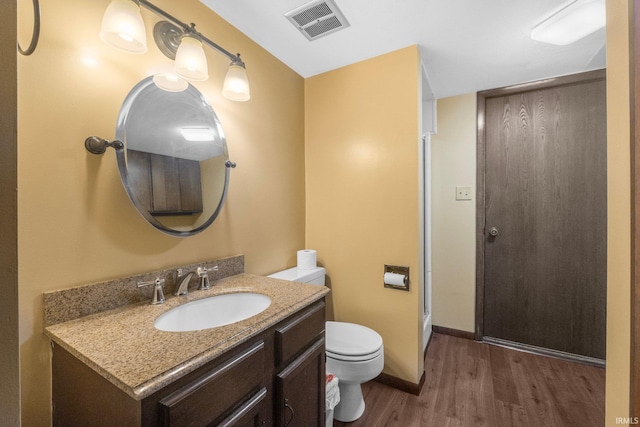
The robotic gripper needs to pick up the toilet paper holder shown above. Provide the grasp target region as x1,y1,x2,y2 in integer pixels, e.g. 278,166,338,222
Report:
384,265,410,291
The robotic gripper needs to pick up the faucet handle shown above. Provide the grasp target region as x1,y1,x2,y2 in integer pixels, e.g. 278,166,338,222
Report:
196,266,218,290
137,278,165,305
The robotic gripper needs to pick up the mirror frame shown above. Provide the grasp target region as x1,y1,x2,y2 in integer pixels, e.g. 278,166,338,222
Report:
114,77,231,237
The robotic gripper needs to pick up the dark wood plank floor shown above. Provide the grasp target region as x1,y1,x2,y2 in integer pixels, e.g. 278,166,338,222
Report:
334,333,605,427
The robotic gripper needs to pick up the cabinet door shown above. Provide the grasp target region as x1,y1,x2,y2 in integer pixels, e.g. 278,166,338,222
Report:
150,154,182,213
275,339,325,427
176,157,203,213
126,149,153,212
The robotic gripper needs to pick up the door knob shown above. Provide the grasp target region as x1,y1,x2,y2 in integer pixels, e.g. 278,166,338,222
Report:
489,227,499,237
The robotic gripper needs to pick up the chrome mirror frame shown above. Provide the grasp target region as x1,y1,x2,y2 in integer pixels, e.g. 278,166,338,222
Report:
85,77,235,237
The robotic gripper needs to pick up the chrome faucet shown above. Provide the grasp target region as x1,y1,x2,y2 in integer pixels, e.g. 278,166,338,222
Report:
197,266,219,290
174,268,195,296
137,278,165,305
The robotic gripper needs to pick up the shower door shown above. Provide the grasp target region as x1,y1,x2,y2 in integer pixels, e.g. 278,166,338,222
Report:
477,70,607,360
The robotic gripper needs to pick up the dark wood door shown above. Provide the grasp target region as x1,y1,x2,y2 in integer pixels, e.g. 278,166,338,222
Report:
480,71,607,360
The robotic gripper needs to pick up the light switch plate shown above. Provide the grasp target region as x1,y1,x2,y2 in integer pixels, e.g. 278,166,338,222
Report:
456,186,472,201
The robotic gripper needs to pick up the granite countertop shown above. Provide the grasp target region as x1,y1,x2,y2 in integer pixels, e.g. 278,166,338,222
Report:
44,273,329,400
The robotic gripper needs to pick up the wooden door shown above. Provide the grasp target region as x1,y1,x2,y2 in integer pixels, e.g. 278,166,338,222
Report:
478,70,607,360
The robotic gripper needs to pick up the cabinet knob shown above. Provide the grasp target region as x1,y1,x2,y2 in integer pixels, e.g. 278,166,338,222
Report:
284,398,295,427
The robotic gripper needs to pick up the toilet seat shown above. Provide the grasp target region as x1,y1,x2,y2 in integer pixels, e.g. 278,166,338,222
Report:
326,321,383,362
326,346,384,362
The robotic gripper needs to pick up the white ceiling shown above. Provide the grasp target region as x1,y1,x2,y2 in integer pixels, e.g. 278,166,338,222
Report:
200,0,606,99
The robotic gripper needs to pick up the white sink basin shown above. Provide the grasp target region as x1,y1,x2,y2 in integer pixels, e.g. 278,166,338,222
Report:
154,293,271,332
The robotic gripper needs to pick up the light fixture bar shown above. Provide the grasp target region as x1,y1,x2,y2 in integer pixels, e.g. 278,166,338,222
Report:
137,0,243,66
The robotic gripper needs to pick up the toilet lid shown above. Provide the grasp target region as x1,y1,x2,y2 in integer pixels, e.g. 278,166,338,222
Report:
326,321,383,357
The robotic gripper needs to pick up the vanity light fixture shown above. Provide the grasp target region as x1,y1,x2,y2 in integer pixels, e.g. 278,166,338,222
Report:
530,0,605,46
100,0,251,100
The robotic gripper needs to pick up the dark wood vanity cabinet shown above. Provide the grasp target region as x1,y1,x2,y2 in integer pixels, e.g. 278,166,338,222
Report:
51,299,326,427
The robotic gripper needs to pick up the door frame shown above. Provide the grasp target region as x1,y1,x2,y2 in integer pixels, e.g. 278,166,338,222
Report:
626,0,640,413
475,69,608,343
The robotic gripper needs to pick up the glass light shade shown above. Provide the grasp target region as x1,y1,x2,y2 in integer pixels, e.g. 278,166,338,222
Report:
152,73,189,92
530,0,605,46
100,0,148,54
222,63,251,101
174,36,209,81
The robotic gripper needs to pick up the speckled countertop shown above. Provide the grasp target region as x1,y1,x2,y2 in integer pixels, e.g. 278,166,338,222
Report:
44,274,329,400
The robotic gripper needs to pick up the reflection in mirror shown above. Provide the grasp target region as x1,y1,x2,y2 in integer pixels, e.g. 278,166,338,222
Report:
112,76,231,237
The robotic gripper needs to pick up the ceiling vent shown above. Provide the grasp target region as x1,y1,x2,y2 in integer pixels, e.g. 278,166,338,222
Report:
285,0,350,41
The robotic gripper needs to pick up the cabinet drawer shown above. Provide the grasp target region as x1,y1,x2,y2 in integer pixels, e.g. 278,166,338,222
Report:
159,340,264,426
275,301,325,366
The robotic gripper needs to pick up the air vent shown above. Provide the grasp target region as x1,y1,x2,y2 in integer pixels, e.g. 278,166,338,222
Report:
285,0,350,41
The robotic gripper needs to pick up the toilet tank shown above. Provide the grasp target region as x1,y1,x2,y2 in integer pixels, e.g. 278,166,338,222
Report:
268,266,326,286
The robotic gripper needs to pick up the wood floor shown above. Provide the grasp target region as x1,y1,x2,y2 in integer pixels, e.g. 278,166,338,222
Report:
334,333,605,427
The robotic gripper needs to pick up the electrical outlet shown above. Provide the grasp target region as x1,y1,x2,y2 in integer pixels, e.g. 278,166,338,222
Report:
456,186,472,201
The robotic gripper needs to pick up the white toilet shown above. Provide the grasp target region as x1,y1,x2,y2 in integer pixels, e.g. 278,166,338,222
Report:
268,266,384,423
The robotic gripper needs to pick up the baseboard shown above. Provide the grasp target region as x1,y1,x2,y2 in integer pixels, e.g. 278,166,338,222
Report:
374,370,426,396
432,325,475,341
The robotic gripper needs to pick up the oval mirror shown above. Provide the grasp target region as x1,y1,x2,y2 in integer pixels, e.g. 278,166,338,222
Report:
114,76,231,237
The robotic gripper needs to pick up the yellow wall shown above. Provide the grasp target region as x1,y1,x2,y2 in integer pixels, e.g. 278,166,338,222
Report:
17,0,305,424
430,93,477,332
305,46,424,383
605,0,632,424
